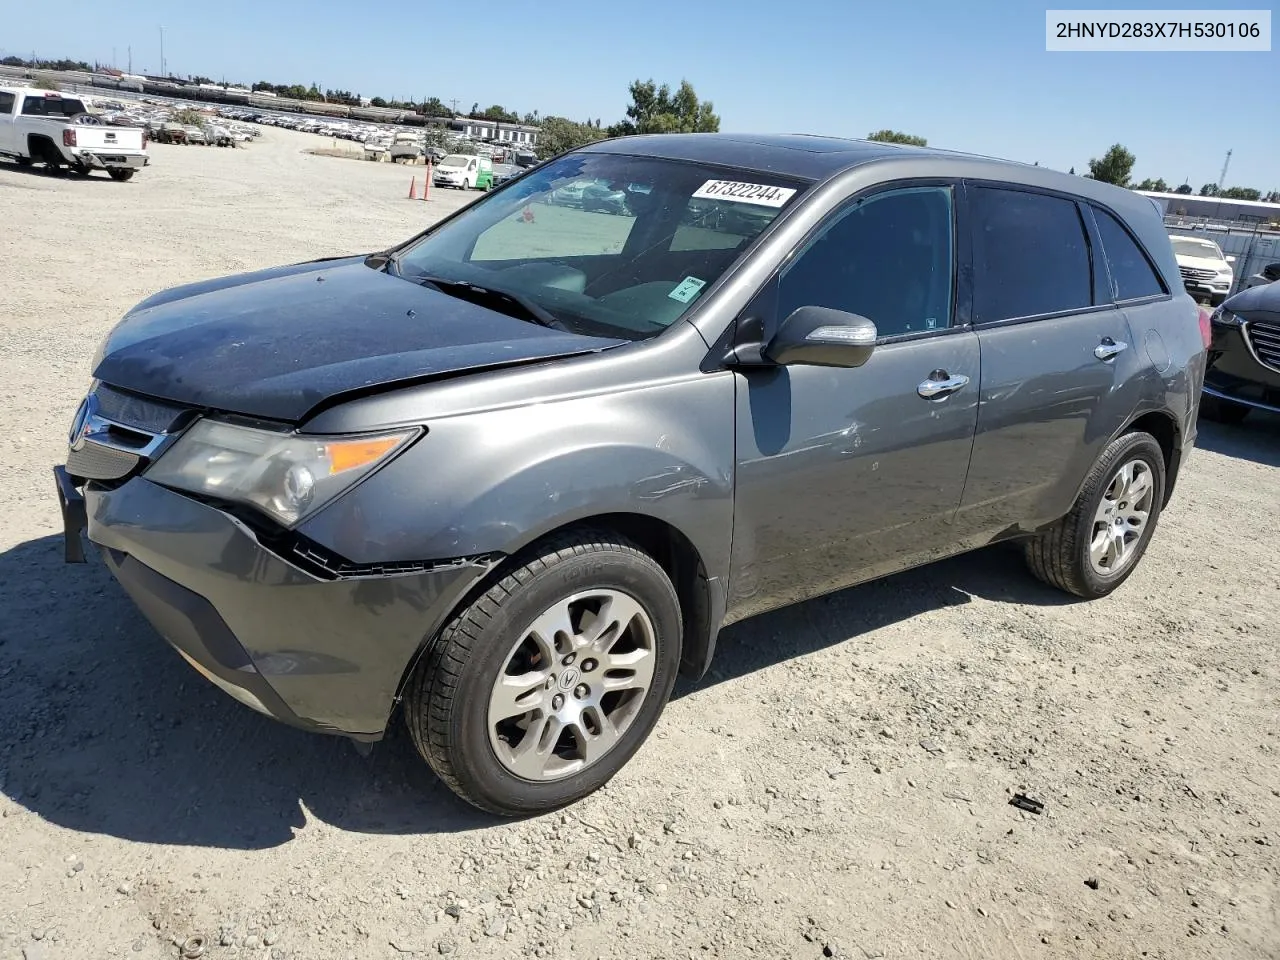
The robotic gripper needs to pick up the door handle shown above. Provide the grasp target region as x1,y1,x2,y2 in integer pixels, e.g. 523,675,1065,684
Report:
917,371,970,400
1094,337,1128,361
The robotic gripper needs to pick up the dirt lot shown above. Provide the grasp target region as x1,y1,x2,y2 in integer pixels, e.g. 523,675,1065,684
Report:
2,127,1279,960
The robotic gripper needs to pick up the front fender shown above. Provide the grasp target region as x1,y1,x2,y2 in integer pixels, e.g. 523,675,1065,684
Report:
296,374,737,582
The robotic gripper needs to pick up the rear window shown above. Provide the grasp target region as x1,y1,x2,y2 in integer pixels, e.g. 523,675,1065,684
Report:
971,187,1092,322
20,95,87,117
1093,208,1166,301
0,92,14,115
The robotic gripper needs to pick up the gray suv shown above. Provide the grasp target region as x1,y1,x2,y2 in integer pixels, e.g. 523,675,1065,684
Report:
55,135,1208,815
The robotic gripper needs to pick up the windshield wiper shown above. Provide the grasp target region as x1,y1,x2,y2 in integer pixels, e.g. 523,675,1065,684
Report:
416,275,563,329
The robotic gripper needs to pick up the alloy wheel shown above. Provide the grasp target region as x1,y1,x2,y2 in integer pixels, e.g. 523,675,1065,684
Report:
1089,458,1154,576
487,589,656,781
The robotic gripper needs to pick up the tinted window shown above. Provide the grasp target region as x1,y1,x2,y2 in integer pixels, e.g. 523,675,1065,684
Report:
0,92,14,115
778,186,955,338
20,95,87,117
971,187,1091,322
1093,208,1166,300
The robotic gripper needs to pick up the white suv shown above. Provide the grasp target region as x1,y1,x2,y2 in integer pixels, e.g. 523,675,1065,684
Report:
1169,234,1235,306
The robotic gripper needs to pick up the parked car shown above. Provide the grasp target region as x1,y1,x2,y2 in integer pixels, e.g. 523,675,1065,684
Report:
1200,280,1280,424
433,153,493,190
56,134,1206,816
0,86,148,181
1241,262,1280,291
581,181,629,215
1170,234,1235,306
182,124,207,146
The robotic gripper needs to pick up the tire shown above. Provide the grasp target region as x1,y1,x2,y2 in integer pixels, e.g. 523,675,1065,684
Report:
1023,431,1166,599
1199,394,1249,425
405,528,682,816
38,141,63,173
107,168,135,182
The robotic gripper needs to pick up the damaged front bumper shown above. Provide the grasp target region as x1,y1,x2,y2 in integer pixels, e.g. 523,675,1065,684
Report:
56,467,497,739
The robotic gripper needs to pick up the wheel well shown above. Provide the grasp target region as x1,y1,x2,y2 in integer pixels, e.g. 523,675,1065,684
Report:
1126,411,1180,506
27,134,56,157
567,513,714,680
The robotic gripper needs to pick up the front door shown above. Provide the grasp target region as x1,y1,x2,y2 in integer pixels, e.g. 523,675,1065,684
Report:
727,184,980,621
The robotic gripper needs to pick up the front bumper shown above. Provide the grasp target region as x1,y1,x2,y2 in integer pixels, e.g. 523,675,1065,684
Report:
1204,320,1280,410
59,471,495,739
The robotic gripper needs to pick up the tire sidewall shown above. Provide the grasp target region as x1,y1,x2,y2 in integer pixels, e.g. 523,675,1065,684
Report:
442,546,681,814
1072,433,1166,596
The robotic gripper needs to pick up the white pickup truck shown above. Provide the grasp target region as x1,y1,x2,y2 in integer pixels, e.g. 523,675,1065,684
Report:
0,86,148,181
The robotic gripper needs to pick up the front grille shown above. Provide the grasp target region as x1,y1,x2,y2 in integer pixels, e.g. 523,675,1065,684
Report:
1180,265,1219,282
67,442,141,480
94,384,191,434
1246,321,1280,372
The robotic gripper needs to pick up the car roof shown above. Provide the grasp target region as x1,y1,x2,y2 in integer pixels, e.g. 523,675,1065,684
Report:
578,132,1150,207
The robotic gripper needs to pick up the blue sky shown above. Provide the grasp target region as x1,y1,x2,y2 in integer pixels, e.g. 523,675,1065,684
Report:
4,0,1277,190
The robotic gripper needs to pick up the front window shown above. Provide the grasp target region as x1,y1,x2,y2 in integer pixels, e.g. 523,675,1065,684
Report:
391,152,806,341
1171,237,1224,262
440,156,468,168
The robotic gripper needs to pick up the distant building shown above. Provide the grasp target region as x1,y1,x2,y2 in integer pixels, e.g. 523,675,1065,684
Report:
422,115,538,147
1136,190,1280,226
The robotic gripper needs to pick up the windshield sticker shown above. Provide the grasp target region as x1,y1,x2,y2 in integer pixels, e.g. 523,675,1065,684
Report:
668,276,708,304
692,180,796,207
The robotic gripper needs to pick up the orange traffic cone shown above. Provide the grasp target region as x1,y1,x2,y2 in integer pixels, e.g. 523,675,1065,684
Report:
407,176,417,200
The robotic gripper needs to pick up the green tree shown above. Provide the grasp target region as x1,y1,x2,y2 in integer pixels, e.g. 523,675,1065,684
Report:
1199,183,1219,196
369,96,388,108
536,116,605,159
1086,144,1136,186
1264,190,1280,203
1220,186,1261,201
421,97,450,116
867,129,927,146
607,79,719,137
1133,177,1169,192
1175,183,1194,194
523,110,540,125
1069,166,1076,175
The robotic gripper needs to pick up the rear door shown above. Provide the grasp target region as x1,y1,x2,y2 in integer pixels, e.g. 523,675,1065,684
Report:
954,184,1140,535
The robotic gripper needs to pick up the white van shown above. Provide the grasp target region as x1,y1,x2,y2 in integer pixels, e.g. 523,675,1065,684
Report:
432,153,493,190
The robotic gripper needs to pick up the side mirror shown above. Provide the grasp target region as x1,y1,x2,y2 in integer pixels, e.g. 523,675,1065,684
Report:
764,306,877,368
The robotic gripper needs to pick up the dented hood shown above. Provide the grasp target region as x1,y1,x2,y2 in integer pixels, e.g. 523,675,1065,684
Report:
92,256,624,422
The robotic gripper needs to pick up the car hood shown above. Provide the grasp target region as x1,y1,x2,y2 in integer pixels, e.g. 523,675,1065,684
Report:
1176,254,1230,271
1225,278,1280,322
93,256,625,422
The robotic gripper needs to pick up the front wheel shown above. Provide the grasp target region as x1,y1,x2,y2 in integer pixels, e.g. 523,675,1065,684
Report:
107,168,135,182
405,528,682,816
1023,431,1166,599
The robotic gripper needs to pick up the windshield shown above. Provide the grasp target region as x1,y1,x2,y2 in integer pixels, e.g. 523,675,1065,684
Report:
391,152,806,341
440,156,470,168
1172,238,1224,261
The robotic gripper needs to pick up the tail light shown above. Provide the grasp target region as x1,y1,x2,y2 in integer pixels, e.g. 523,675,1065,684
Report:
1197,307,1212,349
62,129,77,147
142,130,148,148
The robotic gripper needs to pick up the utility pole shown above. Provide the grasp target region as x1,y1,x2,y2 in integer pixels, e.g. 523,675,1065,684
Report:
159,25,165,77
128,46,132,74
1218,149,1232,190
448,98,460,116
112,47,117,69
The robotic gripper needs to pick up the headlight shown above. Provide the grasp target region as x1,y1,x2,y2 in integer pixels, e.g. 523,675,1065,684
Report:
1210,306,1242,326
145,419,417,527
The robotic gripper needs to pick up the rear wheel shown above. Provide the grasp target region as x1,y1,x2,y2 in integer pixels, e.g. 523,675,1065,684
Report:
38,141,63,173
1024,431,1166,599
404,528,682,816
1199,394,1249,425
107,168,135,182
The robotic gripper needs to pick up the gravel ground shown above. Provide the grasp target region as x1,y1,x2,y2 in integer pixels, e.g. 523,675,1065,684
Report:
2,128,1279,960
